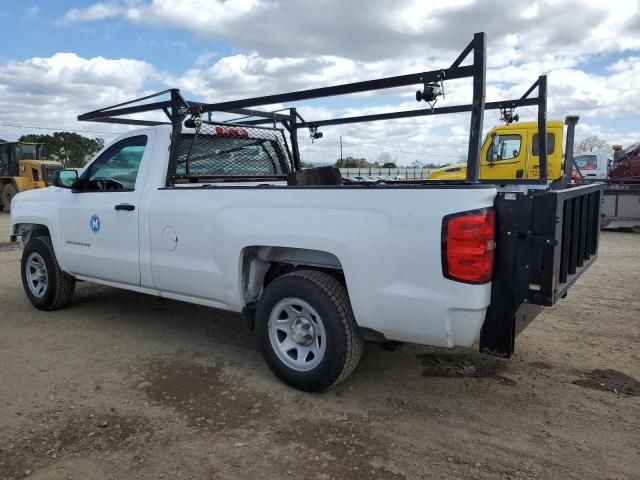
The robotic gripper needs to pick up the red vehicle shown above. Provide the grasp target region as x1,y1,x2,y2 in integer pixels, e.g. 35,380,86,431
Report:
579,142,640,230
610,141,640,179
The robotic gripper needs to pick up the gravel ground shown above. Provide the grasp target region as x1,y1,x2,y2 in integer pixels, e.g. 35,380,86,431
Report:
0,212,639,480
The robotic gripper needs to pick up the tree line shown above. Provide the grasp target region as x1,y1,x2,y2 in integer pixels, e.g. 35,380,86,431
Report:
332,135,615,169
3,131,615,170
334,151,439,169
2,132,104,167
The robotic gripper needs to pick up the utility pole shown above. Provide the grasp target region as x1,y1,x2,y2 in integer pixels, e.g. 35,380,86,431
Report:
340,136,343,162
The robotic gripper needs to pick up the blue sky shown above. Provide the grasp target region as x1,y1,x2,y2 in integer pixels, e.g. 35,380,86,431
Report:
0,1,639,165
0,2,223,73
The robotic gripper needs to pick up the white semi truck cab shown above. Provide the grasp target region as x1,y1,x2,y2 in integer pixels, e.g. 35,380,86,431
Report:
9,33,603,391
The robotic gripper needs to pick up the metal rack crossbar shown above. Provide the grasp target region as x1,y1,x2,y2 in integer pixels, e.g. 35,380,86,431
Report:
78,32,549,187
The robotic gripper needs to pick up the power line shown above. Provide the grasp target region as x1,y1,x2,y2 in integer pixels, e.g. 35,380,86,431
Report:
299,140,460,157
0,123,125,136
343,141,459,157
1,123,460,158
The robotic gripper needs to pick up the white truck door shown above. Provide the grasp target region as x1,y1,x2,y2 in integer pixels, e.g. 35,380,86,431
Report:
58,132,154,285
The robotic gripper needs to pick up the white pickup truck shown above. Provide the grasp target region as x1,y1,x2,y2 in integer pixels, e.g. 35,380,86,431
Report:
9,33,603,391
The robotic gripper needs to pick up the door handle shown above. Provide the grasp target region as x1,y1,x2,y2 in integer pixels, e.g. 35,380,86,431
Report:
115,203,135,211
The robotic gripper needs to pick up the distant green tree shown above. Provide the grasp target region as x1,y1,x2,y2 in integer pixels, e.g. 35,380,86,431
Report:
382,162,397,168
18,132,104,167
335,156,370,168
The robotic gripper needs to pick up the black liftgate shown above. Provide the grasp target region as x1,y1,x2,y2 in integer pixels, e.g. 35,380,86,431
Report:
78,32,602,358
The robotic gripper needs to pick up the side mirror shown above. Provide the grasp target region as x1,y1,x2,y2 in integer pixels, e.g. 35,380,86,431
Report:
53,169,78,189
489,134,500,164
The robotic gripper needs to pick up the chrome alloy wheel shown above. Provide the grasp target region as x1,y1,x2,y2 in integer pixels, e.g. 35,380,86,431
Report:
268,297,327,372
25,252,48,298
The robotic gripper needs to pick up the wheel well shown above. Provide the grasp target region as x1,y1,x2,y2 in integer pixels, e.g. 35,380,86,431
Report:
12,223,50,244
241,246,344,305
0,179,15,204
1,178,19,191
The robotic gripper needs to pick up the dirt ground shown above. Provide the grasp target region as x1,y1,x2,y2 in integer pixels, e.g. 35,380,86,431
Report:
0,212,639,480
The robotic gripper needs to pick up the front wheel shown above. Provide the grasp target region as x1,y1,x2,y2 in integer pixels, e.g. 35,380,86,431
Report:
21,237,75,310
255,270,363,392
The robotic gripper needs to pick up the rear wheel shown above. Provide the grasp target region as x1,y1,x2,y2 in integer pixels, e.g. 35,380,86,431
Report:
1,183,17,213
21,237,75,310
255,269,363,391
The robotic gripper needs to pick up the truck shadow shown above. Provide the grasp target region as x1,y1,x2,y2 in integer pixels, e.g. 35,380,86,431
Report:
71,284,523,406
416,352,517,386
573,369,640,396
72,283,254,348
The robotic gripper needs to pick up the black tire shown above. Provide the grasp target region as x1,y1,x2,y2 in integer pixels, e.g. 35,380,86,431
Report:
255,269,364,392
21,237,75,311
1,183,17,213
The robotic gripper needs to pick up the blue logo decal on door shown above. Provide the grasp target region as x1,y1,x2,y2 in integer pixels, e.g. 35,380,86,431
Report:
89,215,101,233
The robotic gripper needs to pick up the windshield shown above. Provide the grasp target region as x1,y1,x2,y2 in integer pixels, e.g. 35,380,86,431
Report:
19,144,39,160
574,154,598,170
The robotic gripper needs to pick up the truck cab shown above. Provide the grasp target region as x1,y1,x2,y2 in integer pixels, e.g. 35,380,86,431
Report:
428,120,564,181
572,152,610,181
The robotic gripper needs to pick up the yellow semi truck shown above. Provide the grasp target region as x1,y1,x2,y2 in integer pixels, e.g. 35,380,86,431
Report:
0,142,64,213
428,120,563,181
429,118,640,230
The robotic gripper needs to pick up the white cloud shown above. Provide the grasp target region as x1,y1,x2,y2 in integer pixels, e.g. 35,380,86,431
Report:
2,46,639,165
167,54,391,101
0,53,159,141
25,5,41,18
576,122,640,149
61,2,123,23
124,0,260,26
60,0,640,64
3,1,639,165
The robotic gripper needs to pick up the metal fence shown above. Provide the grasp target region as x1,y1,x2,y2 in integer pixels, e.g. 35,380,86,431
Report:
339,168,433,180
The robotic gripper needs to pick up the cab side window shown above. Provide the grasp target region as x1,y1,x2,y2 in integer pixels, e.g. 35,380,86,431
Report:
85,136,147,192
531,133,555,156
487,134,521,161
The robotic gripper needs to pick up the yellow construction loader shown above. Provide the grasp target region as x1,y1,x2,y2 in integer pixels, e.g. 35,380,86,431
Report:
0,142,63,213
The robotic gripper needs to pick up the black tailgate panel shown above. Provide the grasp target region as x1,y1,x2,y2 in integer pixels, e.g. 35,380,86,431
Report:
480,183,602,357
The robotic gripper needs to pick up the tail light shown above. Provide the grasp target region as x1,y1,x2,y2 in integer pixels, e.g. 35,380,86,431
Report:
442,208,495,284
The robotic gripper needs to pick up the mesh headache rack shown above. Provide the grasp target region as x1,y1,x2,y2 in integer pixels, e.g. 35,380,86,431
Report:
78,32,555,187
176,121,292,181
